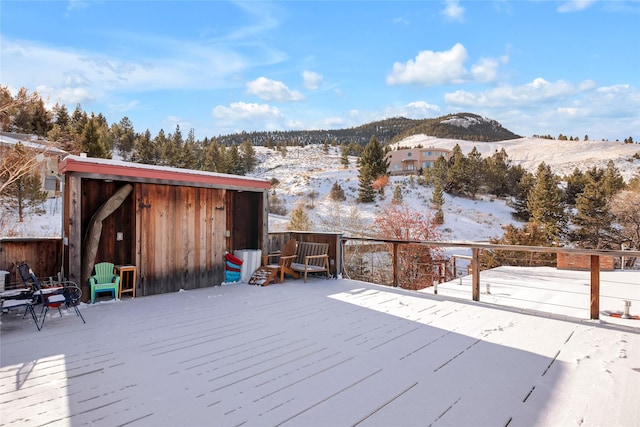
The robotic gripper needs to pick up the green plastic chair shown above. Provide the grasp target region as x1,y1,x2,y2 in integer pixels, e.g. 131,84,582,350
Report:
89,262,121,303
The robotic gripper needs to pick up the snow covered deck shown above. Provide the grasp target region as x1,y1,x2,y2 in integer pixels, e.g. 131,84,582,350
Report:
1,276,639,426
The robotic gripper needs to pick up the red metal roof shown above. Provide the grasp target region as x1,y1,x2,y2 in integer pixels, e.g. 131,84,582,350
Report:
59,155,270,190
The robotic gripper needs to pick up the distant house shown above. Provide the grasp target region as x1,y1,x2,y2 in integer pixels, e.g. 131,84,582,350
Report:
0,132,68,197
387,147,452,176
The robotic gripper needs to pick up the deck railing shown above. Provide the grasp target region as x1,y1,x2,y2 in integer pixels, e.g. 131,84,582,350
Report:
340,236,640,320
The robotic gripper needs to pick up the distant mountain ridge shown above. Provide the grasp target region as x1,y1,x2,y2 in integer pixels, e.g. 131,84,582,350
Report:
216,113,521,147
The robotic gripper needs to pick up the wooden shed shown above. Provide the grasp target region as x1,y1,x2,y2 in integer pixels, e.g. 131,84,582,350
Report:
58,155,270,300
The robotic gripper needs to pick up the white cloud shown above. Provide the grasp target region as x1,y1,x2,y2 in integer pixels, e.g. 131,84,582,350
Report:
387,43,468,86
470,58,501,83
212,101,287,132
246,77,304,102
387,44,509,87
444,78,596,107
302,71,323,90
0,36,262,107
557,0,598,13
442,0,465,21
384,101,441,119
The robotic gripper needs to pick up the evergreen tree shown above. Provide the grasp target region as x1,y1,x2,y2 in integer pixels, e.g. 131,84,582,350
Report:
505,164,527,198
564,167,586,206
202,139,222,172
152,129,168,165
287,205,313,231
445,144,466,195
329,181,346,201
112,116,136,161
512,171,535,221
240,138,257,173
392,185,403,204
180,128,199,169
601,160,625,196
527,163,567,242
572,171,617,248
484,149,511,197
135,129,157,164
424,155,448,187
227,144,245,175
432,181,445,224
464,146,483,198
340,144,350,167
80,113,111,158
357,136,388,203
163,125,183,167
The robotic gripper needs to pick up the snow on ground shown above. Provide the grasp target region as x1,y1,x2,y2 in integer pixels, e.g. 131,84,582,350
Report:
1,276,638,426
3,135,637,243
251,143,519,243
392,135,640,181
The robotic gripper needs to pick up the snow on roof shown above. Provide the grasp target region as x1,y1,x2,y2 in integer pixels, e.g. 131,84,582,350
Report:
59,155,270,190
0,132,67,155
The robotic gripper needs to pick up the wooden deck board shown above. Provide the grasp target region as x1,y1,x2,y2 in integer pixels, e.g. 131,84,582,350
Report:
2,278,638,426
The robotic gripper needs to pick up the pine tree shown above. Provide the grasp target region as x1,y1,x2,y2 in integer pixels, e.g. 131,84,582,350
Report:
573,171,616,248
564,167,586,206
240,138,257,173
527,163,567,242
484,149,511,197
432,181,445,224
357,136,388,203
80,114,111,158
180,128,200,169
392,185,403,204
288,205,313,231
163,125,183,167
113,116,136,160
601,160,625,197
134,129,156,164
512,171,535,221
202,139,221,172
445,144,466,195
329,181,346,201
464,146,483,198
228,144,245,175
340,144,349,167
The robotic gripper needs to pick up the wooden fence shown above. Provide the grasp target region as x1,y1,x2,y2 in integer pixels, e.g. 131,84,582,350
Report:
0,237,62,288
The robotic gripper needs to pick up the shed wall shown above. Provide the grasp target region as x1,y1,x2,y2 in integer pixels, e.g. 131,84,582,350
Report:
136,183,227,295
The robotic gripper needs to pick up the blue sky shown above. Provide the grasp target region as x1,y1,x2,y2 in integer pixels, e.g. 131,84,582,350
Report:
1,0,639,141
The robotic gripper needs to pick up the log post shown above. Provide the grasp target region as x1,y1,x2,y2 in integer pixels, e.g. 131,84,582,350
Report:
590,255,600,320
472,248,480,301
393,242,399,287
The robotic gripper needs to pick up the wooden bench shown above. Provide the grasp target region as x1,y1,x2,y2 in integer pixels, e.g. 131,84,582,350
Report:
289,242,330,282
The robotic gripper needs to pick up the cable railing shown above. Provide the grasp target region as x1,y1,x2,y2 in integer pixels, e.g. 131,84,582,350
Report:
340,236,640,320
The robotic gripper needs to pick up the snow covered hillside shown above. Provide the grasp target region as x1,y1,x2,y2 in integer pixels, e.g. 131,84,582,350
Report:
249,135,639,242
2,135,638,242
392,135,640,181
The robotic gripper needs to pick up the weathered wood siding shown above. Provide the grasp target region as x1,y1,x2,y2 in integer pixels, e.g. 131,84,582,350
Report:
0,238,62,287
137,183,227,296
81,179,135,266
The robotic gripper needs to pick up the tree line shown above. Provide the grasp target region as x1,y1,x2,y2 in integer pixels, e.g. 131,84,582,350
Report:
353,136,640,257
